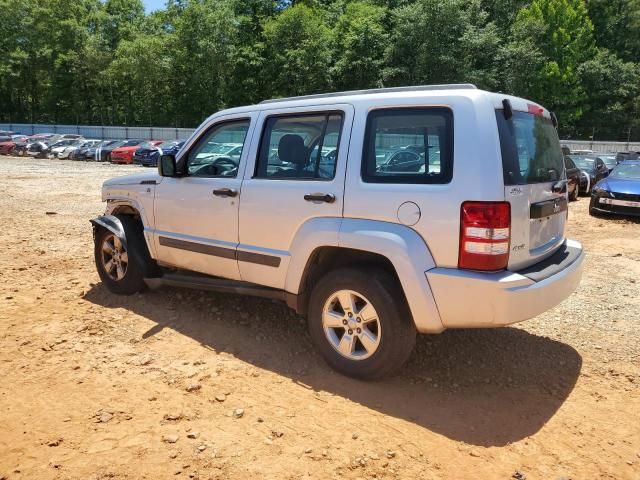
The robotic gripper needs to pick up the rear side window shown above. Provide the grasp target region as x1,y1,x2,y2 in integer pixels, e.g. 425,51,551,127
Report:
496,110,564,185
362,108,453,184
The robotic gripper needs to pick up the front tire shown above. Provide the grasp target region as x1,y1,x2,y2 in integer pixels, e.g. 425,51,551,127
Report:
94,217,150,295
308,268,416,380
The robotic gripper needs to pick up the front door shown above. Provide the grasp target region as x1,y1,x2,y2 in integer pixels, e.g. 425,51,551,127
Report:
152,115,255,280
238,105,354,289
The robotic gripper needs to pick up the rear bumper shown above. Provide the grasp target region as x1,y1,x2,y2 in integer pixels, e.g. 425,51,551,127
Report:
426,239,584,328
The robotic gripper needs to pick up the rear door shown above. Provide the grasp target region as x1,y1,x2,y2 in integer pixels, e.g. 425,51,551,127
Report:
238,104,353,289
496,107,568,270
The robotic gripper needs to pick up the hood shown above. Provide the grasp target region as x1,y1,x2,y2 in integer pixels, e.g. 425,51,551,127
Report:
103,171,161,187
597,177,640,195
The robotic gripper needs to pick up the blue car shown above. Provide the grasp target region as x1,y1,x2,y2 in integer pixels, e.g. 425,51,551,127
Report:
137,140,184,167
589,160,640,217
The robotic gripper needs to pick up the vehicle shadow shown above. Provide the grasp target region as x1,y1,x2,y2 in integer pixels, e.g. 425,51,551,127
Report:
84,284,582,447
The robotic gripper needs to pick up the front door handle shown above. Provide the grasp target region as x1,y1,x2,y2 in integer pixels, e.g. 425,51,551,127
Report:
304,193,336,203
213,188,238,197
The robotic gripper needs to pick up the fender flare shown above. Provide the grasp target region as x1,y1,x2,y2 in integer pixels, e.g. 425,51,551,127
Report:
285,217,444,333
90,215,128,250
90,214,159,277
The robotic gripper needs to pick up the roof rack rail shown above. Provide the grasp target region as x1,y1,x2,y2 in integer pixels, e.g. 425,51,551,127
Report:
259,84,478,104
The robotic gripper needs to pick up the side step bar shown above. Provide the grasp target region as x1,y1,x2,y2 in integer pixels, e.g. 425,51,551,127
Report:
144,273,287,301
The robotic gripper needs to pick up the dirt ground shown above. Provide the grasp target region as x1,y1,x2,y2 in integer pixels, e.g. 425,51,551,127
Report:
0,156,638,480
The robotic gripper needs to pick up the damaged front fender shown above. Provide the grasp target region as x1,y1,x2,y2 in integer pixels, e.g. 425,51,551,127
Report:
90,215,128,251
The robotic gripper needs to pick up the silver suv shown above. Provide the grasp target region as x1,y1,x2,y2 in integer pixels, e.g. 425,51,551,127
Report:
91,85,584,379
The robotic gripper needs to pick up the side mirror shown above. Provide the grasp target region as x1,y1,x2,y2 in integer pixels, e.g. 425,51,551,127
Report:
158,154,177,177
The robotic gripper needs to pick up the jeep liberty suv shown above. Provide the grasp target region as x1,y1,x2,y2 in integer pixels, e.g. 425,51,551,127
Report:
92,85,585,379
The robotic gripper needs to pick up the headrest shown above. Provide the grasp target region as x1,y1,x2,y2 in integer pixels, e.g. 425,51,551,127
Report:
278,134,307,167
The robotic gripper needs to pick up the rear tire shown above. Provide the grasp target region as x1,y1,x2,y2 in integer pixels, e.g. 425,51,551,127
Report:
570,183,579,201
308,267,416,380
94,216,152,295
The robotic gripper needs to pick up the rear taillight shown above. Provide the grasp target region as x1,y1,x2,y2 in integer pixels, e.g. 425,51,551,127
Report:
459,201,511,271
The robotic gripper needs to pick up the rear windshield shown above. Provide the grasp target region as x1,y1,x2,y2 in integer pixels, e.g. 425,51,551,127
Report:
496,110,564,185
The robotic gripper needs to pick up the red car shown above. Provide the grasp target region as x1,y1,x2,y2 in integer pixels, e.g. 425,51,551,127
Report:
110,139,150,164
0,135,29,155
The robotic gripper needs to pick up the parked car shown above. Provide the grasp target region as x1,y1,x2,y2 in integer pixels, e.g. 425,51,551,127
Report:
589,160,640,217
90,85,584,379
72,139,101,160
132,141,165,166
190,142,243,166
377,149,424,174
564,156,580,201
0,135,29,155
26,140,51,158
0,130,15,136
82,140,119,161
58,139,87,159
136,140,184,167
50,139,83,158
615,151,640,163
569,154,609,194
597,154,618,172
110,139,147,164
95,140,127,162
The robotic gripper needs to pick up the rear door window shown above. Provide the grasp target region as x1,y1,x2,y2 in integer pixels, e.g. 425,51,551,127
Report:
496,111,564,185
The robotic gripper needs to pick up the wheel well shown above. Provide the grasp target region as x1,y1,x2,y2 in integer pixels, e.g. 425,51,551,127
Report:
110,204,140,218
293,247,400,315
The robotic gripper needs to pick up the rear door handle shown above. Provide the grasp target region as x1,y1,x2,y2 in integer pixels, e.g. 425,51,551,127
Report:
304,193,336,203
213,188,238,197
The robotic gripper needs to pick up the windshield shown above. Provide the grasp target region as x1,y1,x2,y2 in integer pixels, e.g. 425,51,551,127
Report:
611,163,640,180
159,141,178,149
570,156,595,169
123,140,143,147
496,111,564,185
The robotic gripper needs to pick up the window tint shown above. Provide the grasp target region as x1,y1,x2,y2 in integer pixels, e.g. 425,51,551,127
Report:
185,120,250,178
362,108,453,184
255,113,343,180
496,111,564,185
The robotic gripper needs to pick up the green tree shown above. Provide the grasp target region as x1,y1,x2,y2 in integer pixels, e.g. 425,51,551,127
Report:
504,0,596,126
576,49,640,140
384,0,501,89
330,2,388,90
261,4,333,97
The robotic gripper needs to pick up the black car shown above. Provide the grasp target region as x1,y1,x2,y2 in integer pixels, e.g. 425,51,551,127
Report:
564,156,580,201
71,140,101,160
83,140,119,161
137,140,184,167
615,151,640,164
569,155,610,194
597,154,618,172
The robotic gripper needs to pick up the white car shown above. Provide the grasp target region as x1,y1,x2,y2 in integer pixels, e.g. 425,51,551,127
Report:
91,85,584,379
50,139,82,157
60,139,100,159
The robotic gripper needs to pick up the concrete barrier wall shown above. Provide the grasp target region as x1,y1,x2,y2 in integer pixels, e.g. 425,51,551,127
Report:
0,123,195,141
